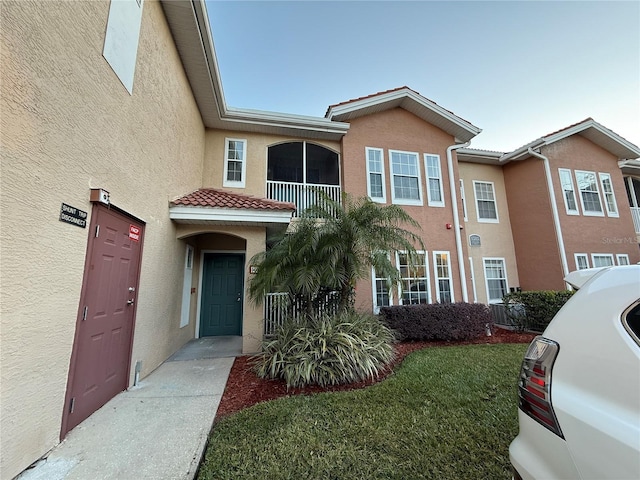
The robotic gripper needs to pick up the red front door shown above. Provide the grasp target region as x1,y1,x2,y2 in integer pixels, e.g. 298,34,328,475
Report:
61,204,144,437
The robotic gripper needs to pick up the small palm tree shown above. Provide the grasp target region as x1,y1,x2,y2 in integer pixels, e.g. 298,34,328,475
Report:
249,192,423,317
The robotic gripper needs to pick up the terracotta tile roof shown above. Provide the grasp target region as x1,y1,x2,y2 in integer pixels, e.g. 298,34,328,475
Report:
170,188,295,211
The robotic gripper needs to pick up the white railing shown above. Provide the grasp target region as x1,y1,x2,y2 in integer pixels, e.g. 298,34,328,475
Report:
631,207,640,233
263,291,340,336
266,181,341,217
264,293,290,336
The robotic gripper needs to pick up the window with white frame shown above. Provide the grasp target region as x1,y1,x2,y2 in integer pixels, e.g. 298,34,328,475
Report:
598,173,619,217
591,254,614,267
474,181,499,222
574,253,589,270
575,170,603,216
366,147,386,202
433,251,453,303
390,150,422,204
223,138,247,187
483,258,508,303
558,168,579,215
180,245,194,328
396,251,429,305
616,254,630,265
424,154,444,207
460,179,468,221
372,264,392,314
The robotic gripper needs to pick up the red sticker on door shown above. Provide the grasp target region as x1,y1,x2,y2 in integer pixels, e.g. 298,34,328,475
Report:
129,224,140,242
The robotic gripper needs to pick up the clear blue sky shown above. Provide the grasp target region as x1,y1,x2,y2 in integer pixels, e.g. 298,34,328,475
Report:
206,0,639,152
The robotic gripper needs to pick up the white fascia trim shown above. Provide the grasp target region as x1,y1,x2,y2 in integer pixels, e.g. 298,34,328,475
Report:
192,1,350,137
169,206,293,224
544,119,640,157
221,112,350,136
193,0,227,117
499,139,545,162
618,159,640,169
327,88,480,137
501,120,640,163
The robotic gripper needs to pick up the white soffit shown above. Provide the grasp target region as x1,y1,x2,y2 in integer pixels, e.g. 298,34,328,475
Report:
169,206,293,226
160,0,349,141
456,148,504,165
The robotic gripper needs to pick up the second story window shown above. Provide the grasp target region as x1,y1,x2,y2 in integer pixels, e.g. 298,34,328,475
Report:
365,147,386,203
473,181,498,222
223,138,247,188
575,170,603,216
425,154,444,207
558,168,579,215
390,150,422,205
598,173,619,217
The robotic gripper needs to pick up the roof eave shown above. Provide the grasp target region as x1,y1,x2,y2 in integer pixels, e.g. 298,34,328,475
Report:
501,120,640,163
326,88,481,143
161,0,349,141
456,148,504,165
169,205,293,225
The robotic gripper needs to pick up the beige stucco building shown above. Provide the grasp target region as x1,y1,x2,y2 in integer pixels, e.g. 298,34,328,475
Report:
2,1,640,478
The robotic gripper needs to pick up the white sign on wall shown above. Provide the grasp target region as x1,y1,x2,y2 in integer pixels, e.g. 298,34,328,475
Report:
103,0,144,94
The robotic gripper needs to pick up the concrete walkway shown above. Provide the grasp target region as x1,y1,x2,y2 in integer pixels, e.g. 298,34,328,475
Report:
17,337,241,480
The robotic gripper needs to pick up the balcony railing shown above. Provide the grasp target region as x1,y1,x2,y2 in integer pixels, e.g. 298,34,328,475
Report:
266,181,341,218
631,207,640,233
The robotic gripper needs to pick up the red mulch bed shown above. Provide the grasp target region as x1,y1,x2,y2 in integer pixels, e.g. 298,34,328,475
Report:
216,328,536,419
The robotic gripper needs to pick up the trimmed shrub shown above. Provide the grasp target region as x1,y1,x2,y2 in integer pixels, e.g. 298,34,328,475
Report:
252,311,396,389
503,290,575,332
379,302,491,342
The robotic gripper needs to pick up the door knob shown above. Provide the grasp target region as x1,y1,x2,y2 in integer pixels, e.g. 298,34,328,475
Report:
127,299,135,305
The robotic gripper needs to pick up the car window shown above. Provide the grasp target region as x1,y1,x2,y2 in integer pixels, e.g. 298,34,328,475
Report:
623,302,640,347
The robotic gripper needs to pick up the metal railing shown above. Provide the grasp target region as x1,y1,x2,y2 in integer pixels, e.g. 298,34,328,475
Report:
263,291,340,336
266,181,341,217
631,207,640,233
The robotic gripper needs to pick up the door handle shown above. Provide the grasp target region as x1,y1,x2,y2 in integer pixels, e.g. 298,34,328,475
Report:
127,299,135,306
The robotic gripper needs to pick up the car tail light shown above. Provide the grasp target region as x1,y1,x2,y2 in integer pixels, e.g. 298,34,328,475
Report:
517,336,564,438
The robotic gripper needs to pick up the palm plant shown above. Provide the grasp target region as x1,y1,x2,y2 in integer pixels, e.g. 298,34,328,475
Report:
248,192,423,317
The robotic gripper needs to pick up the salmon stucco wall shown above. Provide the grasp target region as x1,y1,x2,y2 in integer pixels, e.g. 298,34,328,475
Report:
503,158,565,291
543,137,640,268
341,108,469,310
458,162,520,303
0,1,205,477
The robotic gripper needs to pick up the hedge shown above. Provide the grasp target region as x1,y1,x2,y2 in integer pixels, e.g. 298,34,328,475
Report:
379,302,492,342
502,290,575,332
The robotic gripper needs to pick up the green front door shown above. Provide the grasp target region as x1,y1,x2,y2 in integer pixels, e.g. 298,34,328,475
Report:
200,253,244,336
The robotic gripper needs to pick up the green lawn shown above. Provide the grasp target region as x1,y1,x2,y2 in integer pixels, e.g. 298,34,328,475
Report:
198,343,526,480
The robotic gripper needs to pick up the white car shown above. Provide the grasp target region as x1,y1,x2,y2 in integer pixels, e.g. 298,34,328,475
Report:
509,265,640,479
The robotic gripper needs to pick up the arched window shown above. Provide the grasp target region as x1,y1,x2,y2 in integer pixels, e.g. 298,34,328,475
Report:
267,142,339,186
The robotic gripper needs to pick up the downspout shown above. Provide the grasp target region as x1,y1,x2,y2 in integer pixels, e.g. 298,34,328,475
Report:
446,141,470,302
527,147,570,281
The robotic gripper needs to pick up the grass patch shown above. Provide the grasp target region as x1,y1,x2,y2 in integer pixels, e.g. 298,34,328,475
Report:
198,343,526,480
